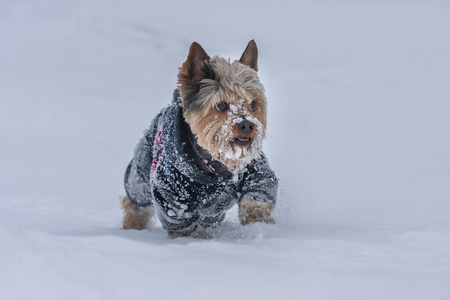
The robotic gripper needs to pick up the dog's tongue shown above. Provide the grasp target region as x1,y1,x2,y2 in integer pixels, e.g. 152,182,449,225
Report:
238,137,249,142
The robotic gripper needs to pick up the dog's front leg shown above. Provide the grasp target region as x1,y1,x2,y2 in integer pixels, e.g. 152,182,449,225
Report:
238,199,275,226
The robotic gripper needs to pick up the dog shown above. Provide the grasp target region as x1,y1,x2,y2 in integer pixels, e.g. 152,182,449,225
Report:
122,40,278,237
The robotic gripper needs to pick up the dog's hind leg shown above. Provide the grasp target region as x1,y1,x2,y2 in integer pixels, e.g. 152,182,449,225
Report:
121,196,154,230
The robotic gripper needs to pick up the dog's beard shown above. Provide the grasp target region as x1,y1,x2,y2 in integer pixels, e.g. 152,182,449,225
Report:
215,118,263,173
195,104,265,175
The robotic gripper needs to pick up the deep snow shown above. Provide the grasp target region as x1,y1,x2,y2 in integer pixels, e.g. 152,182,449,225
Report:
1,1,450,299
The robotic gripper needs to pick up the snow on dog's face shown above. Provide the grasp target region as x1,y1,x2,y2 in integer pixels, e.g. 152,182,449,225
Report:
178,41,267,173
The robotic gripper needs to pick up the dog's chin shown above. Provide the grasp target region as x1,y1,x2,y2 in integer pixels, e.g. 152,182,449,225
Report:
199,136,261,175
228,138,252,158
219,139,259,174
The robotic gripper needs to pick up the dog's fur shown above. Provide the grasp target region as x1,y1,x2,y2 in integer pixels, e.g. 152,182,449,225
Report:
179,41,267,173
122,41,275,237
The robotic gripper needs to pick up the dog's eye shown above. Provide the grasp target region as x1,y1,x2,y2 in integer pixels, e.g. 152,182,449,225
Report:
215,101,229,112
249,100,257,112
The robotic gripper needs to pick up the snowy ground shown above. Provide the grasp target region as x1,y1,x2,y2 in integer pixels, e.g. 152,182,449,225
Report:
1,1,450,299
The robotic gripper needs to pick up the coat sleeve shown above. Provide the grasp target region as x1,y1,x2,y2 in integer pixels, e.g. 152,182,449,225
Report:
123,114,161,207
238,153,278,204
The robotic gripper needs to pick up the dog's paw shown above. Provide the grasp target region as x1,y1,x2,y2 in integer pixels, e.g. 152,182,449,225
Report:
239,199,275,226
168,227,211,239
168,232,184,239
190,228,212,239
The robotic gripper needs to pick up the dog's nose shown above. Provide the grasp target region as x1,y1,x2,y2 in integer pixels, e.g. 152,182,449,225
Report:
238,120,254,135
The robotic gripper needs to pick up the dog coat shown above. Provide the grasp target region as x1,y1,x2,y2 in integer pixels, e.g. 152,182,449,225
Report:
124,90,278,235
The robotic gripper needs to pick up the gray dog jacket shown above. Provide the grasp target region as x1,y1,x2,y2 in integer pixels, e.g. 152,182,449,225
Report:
124,90,278,235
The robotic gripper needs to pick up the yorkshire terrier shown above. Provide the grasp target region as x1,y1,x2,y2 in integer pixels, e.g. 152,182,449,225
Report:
122,40,278,237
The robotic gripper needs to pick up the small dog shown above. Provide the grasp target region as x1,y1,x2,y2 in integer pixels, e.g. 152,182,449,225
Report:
122,40,278,237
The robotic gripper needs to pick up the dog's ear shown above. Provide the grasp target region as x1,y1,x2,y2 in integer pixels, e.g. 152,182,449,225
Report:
239,40,258,71
180,42,211,82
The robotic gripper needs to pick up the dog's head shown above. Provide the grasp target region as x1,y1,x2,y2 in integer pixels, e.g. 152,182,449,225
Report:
177,40,267,174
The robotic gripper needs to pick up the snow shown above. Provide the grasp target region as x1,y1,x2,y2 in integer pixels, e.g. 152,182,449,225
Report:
1,0,450,299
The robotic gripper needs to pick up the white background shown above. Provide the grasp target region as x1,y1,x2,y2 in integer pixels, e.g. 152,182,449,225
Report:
1,1,449,299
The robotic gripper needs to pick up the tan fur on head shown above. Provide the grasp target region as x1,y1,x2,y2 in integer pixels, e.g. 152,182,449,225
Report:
121,196,154,230
178,41,268,173
239,199,275,226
